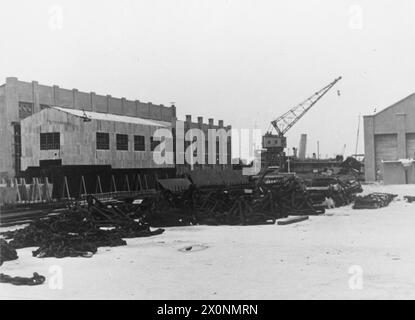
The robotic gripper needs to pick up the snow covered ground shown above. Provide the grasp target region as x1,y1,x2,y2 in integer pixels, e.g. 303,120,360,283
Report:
1,183,415,300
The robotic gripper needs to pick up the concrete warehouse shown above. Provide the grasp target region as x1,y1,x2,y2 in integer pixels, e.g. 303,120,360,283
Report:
364,92,415,183
0,77,231,180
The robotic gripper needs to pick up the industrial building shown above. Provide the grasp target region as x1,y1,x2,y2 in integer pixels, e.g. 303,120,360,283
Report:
364,93,415,184
20,106,174,171
0,77,232,194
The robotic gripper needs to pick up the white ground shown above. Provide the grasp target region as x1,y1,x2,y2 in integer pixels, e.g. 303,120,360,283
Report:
1,183,415,300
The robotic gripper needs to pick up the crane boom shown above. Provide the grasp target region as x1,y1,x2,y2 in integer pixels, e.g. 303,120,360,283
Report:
270,76,342,136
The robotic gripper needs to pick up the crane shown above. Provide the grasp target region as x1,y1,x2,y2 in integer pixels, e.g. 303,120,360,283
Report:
262,76,342,166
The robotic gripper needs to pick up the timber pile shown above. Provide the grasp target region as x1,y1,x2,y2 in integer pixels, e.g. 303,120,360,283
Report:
353,193,397,209
0,197,164,259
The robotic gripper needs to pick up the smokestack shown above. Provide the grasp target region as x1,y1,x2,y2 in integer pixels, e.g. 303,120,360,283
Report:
198,116,203,124
186,115,192,123
298,134,307,160
218,120,224,127
208,118,214,127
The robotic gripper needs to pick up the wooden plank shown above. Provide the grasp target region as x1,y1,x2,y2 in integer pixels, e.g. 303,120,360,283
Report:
277,216,309,225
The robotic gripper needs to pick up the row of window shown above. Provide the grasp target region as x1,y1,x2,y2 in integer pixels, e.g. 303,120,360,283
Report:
39,132,160,151
96,133,160,151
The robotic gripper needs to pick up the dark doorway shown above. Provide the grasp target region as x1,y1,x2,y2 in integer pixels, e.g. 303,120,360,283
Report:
39,159,62,167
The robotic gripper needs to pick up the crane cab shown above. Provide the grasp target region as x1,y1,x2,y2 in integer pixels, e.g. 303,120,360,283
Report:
261,133,287,168
262,133,287,150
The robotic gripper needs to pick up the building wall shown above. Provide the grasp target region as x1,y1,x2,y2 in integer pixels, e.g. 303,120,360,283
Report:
364,93,415,182
0,94,11,177
0,79,19,178
20,108,174,170
174,115,233,174
0,77,177,177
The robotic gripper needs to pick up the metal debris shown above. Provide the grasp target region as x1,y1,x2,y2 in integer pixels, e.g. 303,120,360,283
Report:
305,176,363,207
136,173,335,227
353,193,397,209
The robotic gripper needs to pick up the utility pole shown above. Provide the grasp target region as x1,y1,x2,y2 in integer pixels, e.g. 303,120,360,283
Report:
355,114,361,156
317,141,320,160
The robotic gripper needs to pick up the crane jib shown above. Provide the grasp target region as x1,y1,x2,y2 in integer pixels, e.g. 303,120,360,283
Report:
270,76,342,136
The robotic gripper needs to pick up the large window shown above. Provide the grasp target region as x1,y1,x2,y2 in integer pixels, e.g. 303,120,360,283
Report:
19,101,34,119
150,137,161,151
134,135,145,151
40,132,60,150
96,132,110,150
116,134,129,151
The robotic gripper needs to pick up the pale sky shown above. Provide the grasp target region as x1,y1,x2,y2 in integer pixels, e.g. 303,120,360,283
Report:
1,0,415,157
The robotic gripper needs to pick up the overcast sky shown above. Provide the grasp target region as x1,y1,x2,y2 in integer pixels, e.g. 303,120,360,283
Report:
1,0,415,157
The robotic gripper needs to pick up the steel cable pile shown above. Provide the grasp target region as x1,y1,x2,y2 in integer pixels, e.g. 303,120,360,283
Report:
0,239,18,266
0,239,45,286
0,273,46,286
1,196,164,259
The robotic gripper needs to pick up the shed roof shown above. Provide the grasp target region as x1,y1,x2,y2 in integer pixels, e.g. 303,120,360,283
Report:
367,92,415,118
52,106,171,127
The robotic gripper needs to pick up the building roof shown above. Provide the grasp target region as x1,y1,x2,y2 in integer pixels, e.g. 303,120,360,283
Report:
52,106,171,127
366,92,415,118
